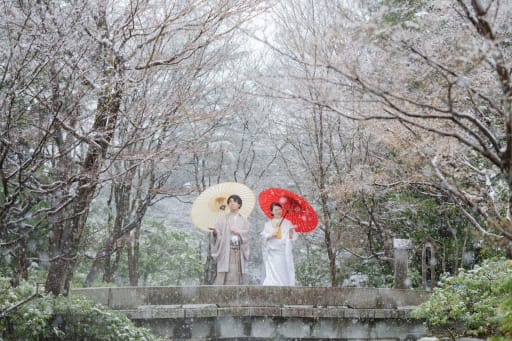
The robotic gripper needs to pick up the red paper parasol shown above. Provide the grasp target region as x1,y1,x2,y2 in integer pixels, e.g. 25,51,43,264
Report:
258,188,318,232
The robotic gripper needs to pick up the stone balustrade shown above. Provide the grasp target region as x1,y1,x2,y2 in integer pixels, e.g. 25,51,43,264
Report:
72,286,431,340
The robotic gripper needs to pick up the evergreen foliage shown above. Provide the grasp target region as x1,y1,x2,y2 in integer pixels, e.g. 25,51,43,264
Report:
382,0,425,24
490,277,512,340
74,219,203,287
0,278,158,340
412,258,512,339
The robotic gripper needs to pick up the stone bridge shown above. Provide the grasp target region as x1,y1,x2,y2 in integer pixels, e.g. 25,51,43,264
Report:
72,286,431,340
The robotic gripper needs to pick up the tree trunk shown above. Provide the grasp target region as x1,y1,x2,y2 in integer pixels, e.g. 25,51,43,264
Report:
84,255,102,287
325,226,337,287
102,239,116,283
103,181,133,283
320,193,337,287
12,238,29,287
127,225,141,286
45,80,122,295
46,191,95,295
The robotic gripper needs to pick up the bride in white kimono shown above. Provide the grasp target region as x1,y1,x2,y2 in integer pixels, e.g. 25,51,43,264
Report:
261,202,298,286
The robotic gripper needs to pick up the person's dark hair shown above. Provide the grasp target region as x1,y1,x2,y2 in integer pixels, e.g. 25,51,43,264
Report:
227,194,242,208
270,202,282,216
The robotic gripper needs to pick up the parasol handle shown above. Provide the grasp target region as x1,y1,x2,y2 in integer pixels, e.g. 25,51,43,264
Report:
278,209,289,227
278,210,296,239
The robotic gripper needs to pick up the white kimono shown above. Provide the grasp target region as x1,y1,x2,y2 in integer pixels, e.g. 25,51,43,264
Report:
261,218,297,286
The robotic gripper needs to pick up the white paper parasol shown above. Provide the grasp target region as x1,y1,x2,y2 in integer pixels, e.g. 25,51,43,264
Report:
190,182,255,231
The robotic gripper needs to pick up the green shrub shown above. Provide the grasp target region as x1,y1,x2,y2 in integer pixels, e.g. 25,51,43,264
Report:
489,276,512,341
412,258,512,339
1,278,158,340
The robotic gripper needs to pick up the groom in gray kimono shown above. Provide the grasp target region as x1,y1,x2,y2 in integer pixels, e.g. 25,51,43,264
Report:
208,194,251,285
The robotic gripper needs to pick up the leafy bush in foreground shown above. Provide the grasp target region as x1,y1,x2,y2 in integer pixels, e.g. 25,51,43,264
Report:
0,278,158,340
412,258,512,339
489,275,512,341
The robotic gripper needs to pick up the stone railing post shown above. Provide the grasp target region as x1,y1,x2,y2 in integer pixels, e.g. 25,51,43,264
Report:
393,238,412,289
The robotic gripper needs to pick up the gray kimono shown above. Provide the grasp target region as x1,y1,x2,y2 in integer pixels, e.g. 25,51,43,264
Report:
211,212,250,280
